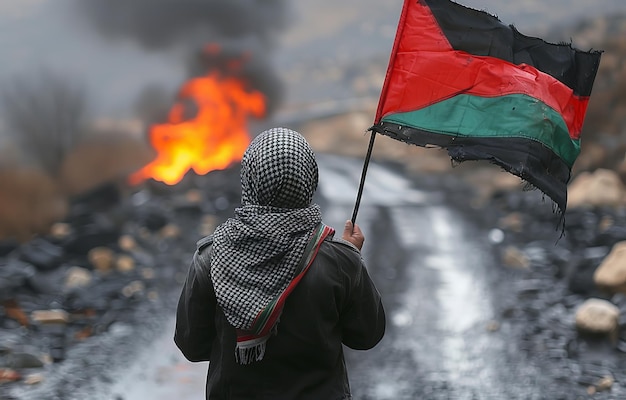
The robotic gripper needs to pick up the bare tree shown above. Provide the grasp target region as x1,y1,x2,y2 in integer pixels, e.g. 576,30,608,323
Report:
1,70,89,175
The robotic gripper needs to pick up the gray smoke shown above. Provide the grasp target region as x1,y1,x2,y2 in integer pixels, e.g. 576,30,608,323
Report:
74,0,289,115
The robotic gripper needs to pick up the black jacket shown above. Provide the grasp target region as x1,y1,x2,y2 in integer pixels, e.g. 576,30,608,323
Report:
174,235,386,400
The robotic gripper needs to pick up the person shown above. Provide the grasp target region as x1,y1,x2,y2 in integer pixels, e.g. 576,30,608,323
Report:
174,127,386,400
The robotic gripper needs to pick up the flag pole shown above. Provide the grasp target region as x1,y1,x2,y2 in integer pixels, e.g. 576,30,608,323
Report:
351,130,377,225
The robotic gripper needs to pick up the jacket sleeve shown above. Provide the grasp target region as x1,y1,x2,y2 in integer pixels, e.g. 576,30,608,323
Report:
338,243,386,350
174,245,216,362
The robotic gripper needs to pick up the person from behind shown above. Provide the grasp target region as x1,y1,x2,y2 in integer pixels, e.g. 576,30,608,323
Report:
174,127,386,399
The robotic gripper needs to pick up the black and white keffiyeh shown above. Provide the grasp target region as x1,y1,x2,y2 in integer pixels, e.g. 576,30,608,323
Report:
210,127,322,332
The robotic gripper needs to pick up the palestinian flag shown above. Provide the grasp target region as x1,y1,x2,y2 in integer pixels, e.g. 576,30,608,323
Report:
371,0,602,213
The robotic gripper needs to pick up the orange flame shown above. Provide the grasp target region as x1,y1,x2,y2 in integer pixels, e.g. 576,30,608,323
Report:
130,72,265,185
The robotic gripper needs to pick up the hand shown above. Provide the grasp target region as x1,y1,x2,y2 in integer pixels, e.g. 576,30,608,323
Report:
342,220,364,251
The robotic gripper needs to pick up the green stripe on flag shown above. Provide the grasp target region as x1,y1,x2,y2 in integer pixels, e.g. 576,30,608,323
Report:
381,93,580,167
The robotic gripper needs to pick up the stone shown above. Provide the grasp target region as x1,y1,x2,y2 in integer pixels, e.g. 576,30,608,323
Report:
31,309,70,325
49,222,72,240
61,213,120,255
135,206,169,231
118,235,138,251
568,169,625,209
595,375,614,392
501,246,530,269
6,352,44,369
18,238,64,271
0,259,36,301
88,247,115,274
594,241,626,294
3,299,29,327
64,266,93,290
115,255,135,273
121,281,145,298
24,373,44,385
185,189,203,204
0,368,21,383
159,224,181,239
498,212,524,232
574,298,619,336
141,268,155,280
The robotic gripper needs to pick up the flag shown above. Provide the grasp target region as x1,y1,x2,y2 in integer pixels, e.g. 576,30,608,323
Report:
371,0,602,213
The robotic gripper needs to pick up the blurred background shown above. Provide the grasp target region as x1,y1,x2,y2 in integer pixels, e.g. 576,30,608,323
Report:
1,0,626,399
0,0,625,241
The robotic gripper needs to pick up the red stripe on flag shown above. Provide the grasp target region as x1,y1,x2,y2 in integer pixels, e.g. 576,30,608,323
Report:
376,0,589,140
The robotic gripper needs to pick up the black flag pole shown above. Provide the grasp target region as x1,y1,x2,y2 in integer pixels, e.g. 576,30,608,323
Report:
351,130,377,225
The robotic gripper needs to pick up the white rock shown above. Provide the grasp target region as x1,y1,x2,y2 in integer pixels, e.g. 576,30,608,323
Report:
568,169,625,208
64,267,93,290
594,241,626,293
574,298,619,335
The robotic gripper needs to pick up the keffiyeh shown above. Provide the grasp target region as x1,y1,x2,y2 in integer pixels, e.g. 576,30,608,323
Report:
210,127,327,363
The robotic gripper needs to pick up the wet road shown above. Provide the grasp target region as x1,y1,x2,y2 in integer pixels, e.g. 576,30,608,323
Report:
318,156,544,399
98,154,542,400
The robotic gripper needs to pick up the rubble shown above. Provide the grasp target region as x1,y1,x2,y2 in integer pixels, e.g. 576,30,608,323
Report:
0,167,241,398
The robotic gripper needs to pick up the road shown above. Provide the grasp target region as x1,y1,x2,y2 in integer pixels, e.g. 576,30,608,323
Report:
97,154,541,400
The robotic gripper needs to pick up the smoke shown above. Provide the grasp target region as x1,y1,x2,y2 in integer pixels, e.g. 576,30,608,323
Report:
74,0,290,115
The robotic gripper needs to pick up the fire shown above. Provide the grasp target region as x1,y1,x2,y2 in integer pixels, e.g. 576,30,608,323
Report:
130,72,266,185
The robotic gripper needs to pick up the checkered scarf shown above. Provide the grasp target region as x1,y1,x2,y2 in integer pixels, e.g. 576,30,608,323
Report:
210,127,323,363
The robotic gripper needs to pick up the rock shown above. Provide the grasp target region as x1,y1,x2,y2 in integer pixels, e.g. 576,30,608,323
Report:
118,235,138,252
116,255,135,273
61,214,120,255
31,309,70,325
3,299,29,327
159,224,181,239
0,368,21,383
141,268,155,280
23,373,44,385
135,205,169,231
568,169,625,209
49,222,72,240
121,281,145,298
6,352,44,369
18,238,64,271
37,323,68,362
595,375,614,392
26,268,67,295
575,298,619,336
0,239,19,257
501,246,530,269
0,259,36,301
64,267,93,290
498,212,524,232
0,330,22,353
185,189,203,204
594,241,626,294
88,247,115,274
